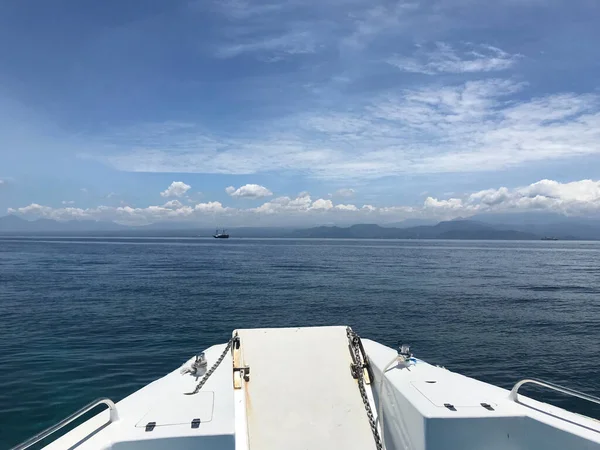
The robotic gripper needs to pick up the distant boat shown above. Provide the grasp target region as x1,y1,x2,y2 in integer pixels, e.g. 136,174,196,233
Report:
541,236,559,241
213,228,230,239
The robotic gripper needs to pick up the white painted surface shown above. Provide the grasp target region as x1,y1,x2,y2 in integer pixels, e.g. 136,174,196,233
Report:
134,391,214,427
363,338,600,450
236,326,378,450
24,327,599,450
42,343,236,450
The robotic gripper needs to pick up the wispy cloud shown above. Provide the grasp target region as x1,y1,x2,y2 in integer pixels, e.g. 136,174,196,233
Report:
96,79,600,179
333,188,356,198
388,43,521,74
341,2,420,50
2,0,599,216
205,0,286,20
216,31,319,60
9,179,600,226
211,0,422,61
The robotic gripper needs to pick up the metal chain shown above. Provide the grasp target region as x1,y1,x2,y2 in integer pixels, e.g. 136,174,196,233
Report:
185,336,235,395
347,327,383,450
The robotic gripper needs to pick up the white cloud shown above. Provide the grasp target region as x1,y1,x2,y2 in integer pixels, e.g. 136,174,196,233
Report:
4,0,600,201
333,188,356,198
342,2,419,50
335,203,358,211
217,31,318,60
10,179,600,226
61,200,75,205
194,201,226,213
425,179,600,217
310,198,334,210
424,197,464,210
163,200,183,209
253,191,313,214
8,200,230,226
388,43,520,74
160,181,192,198
100,79,600,179
226,184,273,199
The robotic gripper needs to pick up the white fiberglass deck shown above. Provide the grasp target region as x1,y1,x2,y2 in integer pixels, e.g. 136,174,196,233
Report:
13,325,600,450
235,326,377,450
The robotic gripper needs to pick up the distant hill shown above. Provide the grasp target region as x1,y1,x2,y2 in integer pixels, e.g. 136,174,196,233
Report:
0,216,295,238
470,212,600,240
293,221,539,240
292,224,395,238
382,218,438,228
1,214,599,240
0,215,127,232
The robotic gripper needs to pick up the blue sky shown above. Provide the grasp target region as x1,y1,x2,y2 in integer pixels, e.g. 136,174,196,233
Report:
2,0,600,225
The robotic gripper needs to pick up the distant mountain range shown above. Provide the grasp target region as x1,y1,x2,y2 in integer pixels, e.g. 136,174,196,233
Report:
0,215,129,232
1,214,599,240
292,221,539,240
0,215,293,237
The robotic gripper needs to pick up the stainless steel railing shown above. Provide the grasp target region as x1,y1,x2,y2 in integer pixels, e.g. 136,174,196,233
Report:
10,398,119,450
509,378,600,407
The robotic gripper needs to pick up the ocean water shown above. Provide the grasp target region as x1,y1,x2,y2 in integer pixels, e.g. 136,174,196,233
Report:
1,237,599,448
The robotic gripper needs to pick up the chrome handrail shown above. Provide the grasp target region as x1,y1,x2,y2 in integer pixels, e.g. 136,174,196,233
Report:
10,398,119,450
509,378,600,407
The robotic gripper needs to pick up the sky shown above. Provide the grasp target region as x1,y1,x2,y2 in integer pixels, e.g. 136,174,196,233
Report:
1,0,600,226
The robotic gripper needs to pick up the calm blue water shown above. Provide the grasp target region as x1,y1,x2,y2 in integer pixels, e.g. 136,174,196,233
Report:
1,237,599,448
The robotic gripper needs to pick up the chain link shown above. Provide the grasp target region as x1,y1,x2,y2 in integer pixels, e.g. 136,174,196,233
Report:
347,327,383,450
187,330,383,449
185,336,235,395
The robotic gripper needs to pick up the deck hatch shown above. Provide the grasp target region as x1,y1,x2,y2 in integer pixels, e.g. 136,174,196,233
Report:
135,391,214,427
411,380,497,408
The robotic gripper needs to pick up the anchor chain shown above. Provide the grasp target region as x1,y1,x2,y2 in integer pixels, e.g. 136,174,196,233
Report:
185,335,236,395
347,327,383,450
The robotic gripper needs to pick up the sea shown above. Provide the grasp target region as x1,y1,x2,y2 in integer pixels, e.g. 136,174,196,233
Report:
1,237,599,448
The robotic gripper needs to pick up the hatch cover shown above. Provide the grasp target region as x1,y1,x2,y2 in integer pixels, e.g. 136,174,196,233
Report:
135,391,214,427
411,381,497,408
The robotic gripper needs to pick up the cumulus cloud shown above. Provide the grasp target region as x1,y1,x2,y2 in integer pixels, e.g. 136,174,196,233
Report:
253,191,313,214
8,179,600,226
424,197,465,210
226,184,273,199
335,204,359,211
61,200,75,205
425,179,600,217
163,200,183,209
160,181,191,198
8,201,229,225
310,198,334,210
